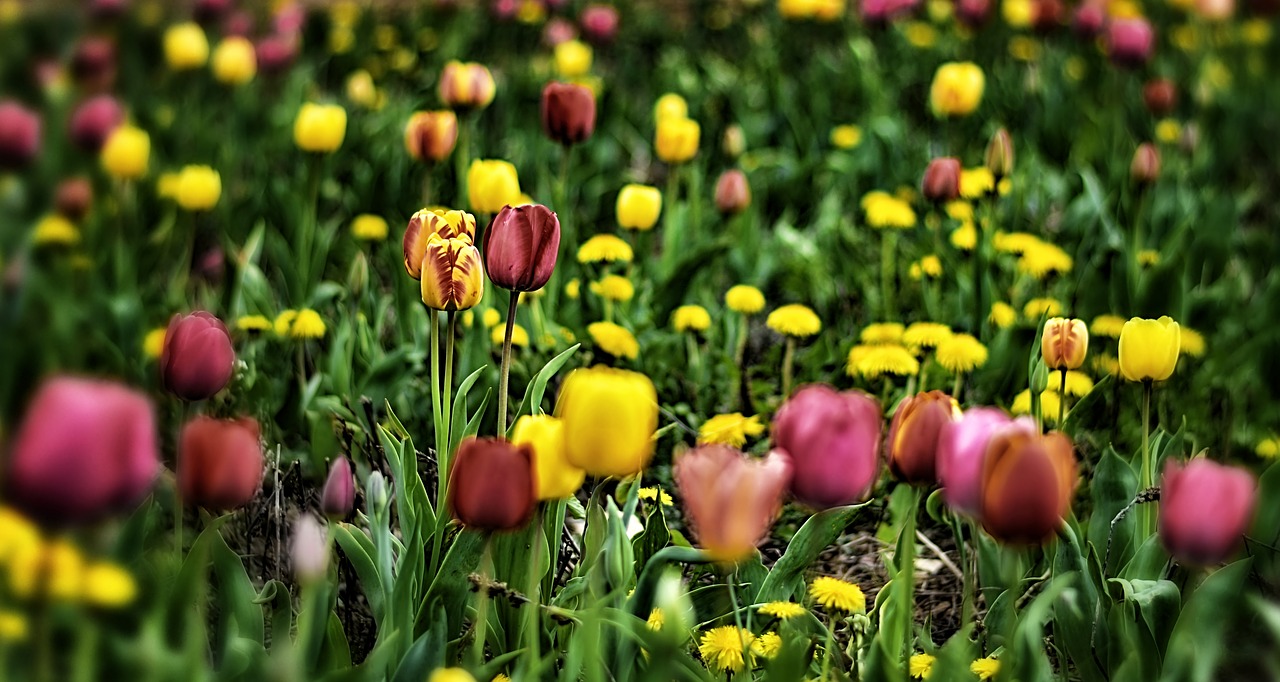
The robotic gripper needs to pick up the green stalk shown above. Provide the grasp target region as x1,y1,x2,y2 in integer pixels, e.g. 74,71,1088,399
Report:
881,229,898,320
444,311,456,452
429,311,445,527
456,114,472,210
727,567,748,670
972,200,990,337
1129,187,1149,305
661,167,680,276
1139,380,1155,540
1058,369,1068,428
497,293,520,437
473,537,494,667
898,487,921,668
780,337,796,398
299,153,321,300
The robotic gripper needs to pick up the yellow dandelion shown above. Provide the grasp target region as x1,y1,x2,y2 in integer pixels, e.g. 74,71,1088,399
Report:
143,327,167,359
0,507,41,564
904,22,938,48
560,327,577,344
291,309,326,339
1008,36,1041,61
1018,242,1073,279
758,602,807,620
482,308,502,328
1256,438,1279,459
236,315,271,333
1241,18,1272,45
910,255,943,280
32,214,80,246
274,310,298,337
0,611,27,642
903,322,953,350
862,191,918,229
638,487,675,506
577,234,633,264
970,656,1000,680
1180,327,1205,357
945,201,974,222
1023,297,1063,320
754,632,782,658
1093,353,1120,377
910,653,937,679
856,345,920,379
1155,119,1182,145
351,214,388,241
82,562,137,608
672,305,712,333
1091,314,1126,338
1010,389,1063,423
491,323,530,348
590,275,634,302
766,304,821,337
950,222,977,251
698,626,755,673
830,124,862,150
935,334,988,374
1061,370,1094,397
564,278,581,299
726,285,766,314
993,231,1041,254
588,321,639,359
856,323,899,345
1138,249,1160,267
960,167,995,199
647,608,664,631
697,413,766,447
990,302,1017,329
809,576,865,613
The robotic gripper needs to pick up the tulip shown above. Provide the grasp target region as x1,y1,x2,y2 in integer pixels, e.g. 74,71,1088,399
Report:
291,514,329,582
653,93,688,123
655,116,700,164
70,37,117,92
674,446,792,562
722,125,746,158
224,11,254,37
174,165,222,212
211,36,257,85
100,124,148,179
89,0,127,22
419,234,485,311
178,416,264,510
980,425,1077,544
543,18,578,47
921,158,961,204
541,82,597,146
438,61,496,110
887,391,960,485
293,103,347,153
1041,317,1088,370
483,204,560,292
985,128,1014,180
160,311,236,401
1072,1,1106,38
929,62,985,118
511,414,585,500
616,184,662,230
5,377,159,525
1130,143,1161,186
955,0,993,26
1108,18,1155,68
448,437,536,531
1160,459,1256,566
1142,79,1177,116
556,366,659,477
1032,0,1063,31
321,457,355,519
164,22,209,70
772,385,882,509
403,208,478,278
580,4,620,43
467,159,521,214
404,110,458,164
54,177,93,221
0,101,40,170
255,34,297,76
554,40,593,78
714,170,752,215
193,0,233,25
937,409,1018,517
69,95,123,152
1118,316,1180,382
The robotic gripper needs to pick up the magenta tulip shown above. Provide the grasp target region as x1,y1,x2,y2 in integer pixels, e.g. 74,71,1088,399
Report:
160,311,236,401
255,34,297,76
69,95,124,152
0,101,40,170
541,82,597,147
482,204,561,292
772,385,882,509
5,377,159,525
1160,459,1257,566
956,0,993,27
543,18,578,47
936,408,1017,516
1108,18,1155,68
321,457,356,519
70,37,117,92
580,4,620,44
1072,1,1106,39
179,416,264,511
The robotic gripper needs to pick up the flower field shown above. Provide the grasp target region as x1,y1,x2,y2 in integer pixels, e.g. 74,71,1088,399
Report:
2,0,1280,680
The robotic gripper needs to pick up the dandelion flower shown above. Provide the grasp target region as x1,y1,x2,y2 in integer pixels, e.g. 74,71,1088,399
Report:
830,124,862,149
950,222,977,251
577,234,633,264
862,191,917,229
1061,370,1094,397
143,327,167,359
989,302,1016,329
236,315,271,333
32,214,80,246
993,231,1041,254
971,656,1000,680
1018,242,1073,279
1256,438,1279,459
82,562,137,608
903,322,953,350
564,278,581,299
1093,353,1120,376
1156,119,1181,144
491,323,530,347
758,602,807,620
1179,327,1205,357
1138,249,1160,267
274,310,298,337
809,576,866,613
590,275,634,302
910,653,936,679
672,305,712,333
725,285,766,314
647,608,664,631
909,255,943,280
766,304,821,337
588,321,639,359
959,167,994,198
482,308,501,328
754,632,782,658
1010,389,1063,423
0,611,27,641
935,334,988,373
845,344,875,377
698,626,755,673
945,201,973,222
351,214,388,241
697,413,765,447
638,487,674,506
857,345,920,378
291,309,326,339
1023,297,1063,320
860,322,904,344
1091,314,1126,338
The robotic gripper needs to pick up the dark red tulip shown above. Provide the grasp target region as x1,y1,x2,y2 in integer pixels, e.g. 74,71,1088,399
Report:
714,169,752,215
5,377,159,526
448,437,536,531
772,385,882,509
980,425,1077,544
541,82,597,147
321,457,356,519
55,177,94,221
0,101,41,171
1072,1,1106,39
921,157,962,204
160,311,236,401
255,34,297,76
70,37,117,92
1131,143,1161,186
1032,0,1064,32
483,204,561,292
178,416,264,511
69,95,124,152
1108,18,1155,68
224,10,255,36
955,0,993,27
580,4,620,44
887,391,959,485
1142,79,1177,116
1160,459,1257,566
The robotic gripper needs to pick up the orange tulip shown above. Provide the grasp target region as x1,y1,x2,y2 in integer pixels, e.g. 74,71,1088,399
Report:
1041,317,1088,370
887,391,960,485
980,424,1077,544
404,111,458,164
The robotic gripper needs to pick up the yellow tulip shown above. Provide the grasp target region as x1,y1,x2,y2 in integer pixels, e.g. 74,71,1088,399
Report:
211,36,256,85
164,22,209,70
554,39,593,77
467,159,521,214
616,184,662,230
100,125,150,180
555,366,659,477
438,61,496,110
419,234,484,311
655,117,700,164
511,414,585,500
1118,316,1181,382
293,103,347,153
653,93,688,123
175,165,221,211
428,669,477,682
929,62,985,118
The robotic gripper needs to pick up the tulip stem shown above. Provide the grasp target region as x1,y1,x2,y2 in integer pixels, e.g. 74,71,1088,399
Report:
1139,380,1154,540
498,293,520,437
1058,369,1068,427
781,337,796,398
456,114,471,210
972,199,990,337
430,311,445,506
727,567,747,658
735,314,751,411
444,311,456,450
473,536,494,667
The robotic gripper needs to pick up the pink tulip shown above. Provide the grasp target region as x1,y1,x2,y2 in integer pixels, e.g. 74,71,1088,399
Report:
70,37,117,93
1072,1,1106,39
69,95,124,152
955,0,993,28
714,169,752,215
543,18,579,47
580,4,620,43
772,385,882,509
1108,18,1155,68
1160,459,1256,566
5,377,159,525
160,311,236,401
674,445,792,562
936,408,1017,516
0,101,41,171
256,34,297,76
321,457,355,519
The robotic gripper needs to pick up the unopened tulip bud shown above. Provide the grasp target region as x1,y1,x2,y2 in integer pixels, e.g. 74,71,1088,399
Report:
985,127,1014,180
937,408,1017,517
1160,459,1257,565
291,514,329,583
1130,143,1161,186
580,4,620,43
772,385,882,508
160,311,236,401
1108,18,1155,68
70,37,117,92
179,416,263,510
541,82,596,147
714,169,752,215
1041,317,1088,370
722,124,745,158
1031,359,1050,393
1142,79,1177,116
404,110,458,163
348,251,369,297
321,457,355,519
419,234,484,311
887,391,960,485
448,437,536,531
438,61,496,110
980,425,1077,544
403,208,478,278
674,445,792,562
367,471,389,512
54,177,93,221
556,366,659,477
0,101,41,170
1179,123,1200,156
921,158,962,204
483,203,560,292
1072,1,1106,39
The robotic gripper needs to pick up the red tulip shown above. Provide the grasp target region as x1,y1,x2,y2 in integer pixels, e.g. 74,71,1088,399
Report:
321,457,355,519
887,391,960,485
936,409,1018,517
193,0,233,25
674,446,792,562
5,377,159,525
178,416,264,511
1142,79,1177,116
70,37,117,92
1072,1,1106,39
772,385,882,509
160,311,236,401
482,204,561,292
580,4,620,44
255,34,297,76
980,425,1077,544
1131,143,1161,186
1032,0,1064,32
1160,459,1257,566
54,177,94,221
1108,18,1155,68
0,101,41,171
448,437,536,531
541,82,597,147
714,169,752,215
69,95,124,152
921,157,962,204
